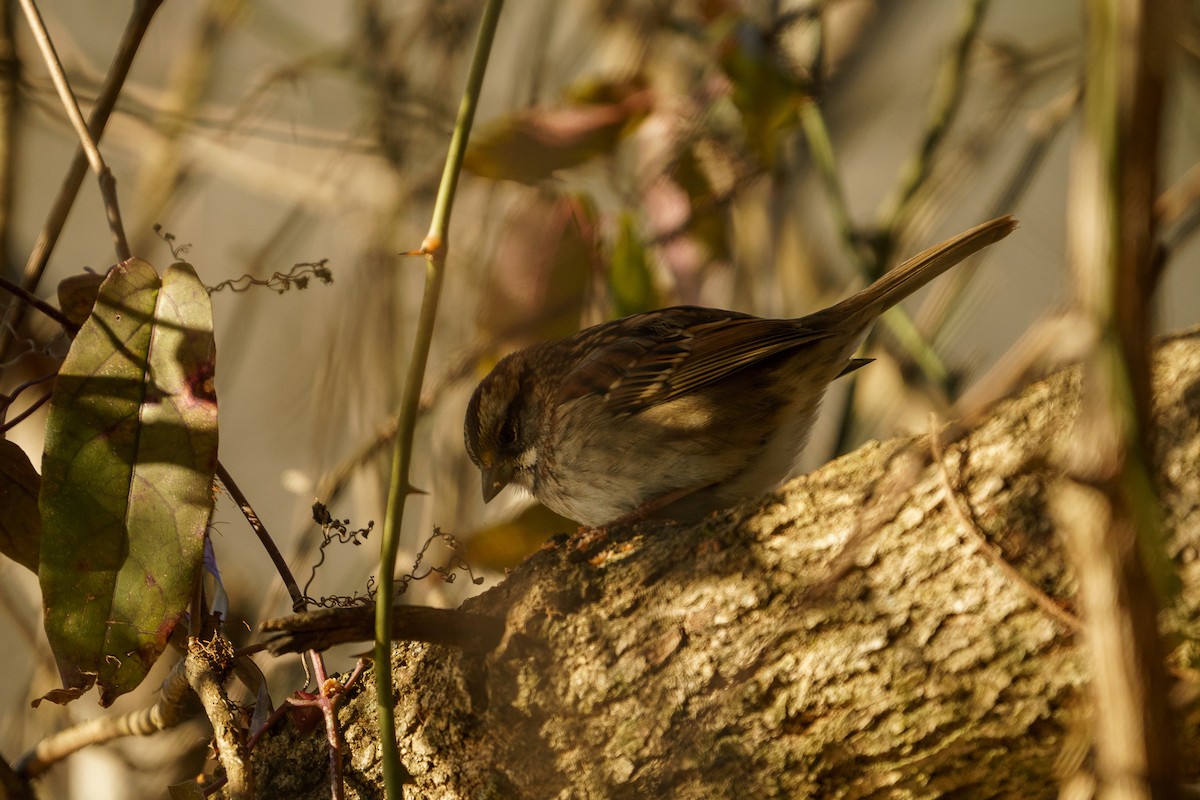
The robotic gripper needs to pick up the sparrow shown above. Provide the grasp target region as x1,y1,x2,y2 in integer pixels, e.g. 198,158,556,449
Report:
465,215,1016,527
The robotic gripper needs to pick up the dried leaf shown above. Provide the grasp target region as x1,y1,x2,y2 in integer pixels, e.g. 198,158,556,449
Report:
56,270,107,328
465,88,653,184
0,439,41,571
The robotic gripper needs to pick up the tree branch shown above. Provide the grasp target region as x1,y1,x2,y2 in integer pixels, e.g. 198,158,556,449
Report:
252,330,1200,798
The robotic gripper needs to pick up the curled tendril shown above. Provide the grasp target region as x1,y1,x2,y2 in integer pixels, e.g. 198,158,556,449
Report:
302,505,483,609
207,260,332,295
153,225,332,295
153,224,192,260
302,502,375,608
393,527,486,598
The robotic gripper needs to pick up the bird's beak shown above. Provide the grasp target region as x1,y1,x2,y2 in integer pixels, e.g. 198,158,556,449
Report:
481,462,514,503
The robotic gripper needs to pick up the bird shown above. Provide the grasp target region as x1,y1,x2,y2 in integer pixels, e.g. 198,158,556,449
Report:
464,215,1016,528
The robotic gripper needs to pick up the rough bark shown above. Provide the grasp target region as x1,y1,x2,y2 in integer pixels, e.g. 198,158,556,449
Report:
251,329,1200,799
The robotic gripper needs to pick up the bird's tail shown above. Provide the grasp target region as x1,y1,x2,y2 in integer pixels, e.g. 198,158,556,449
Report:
826,215,1017,327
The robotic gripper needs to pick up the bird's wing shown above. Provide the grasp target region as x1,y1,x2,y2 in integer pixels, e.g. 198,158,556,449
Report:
556,306,834,414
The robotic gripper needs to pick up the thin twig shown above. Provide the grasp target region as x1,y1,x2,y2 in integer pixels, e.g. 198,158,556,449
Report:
16,655,193,779
216,460,306,612
185,638,252,799
262,604,505,654
246,659,368,776
373,2,505,796
1057,0,1178,791
0,390,50,433
242,657,368,800
0,0,159,358
15,0,131,261
929,414,1080,631
0,1,17,273
851,0,993,408
0,370,56,428
813,1,996,457
0,273,77,331
1154,160,1200,228
243,547,353,800
1156,160,1200,269
876,0,991,240
794,12,874,276
916,83,1081,340
310,651,347,800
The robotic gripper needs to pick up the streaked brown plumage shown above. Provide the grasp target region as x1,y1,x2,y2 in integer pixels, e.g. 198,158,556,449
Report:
465,216,1017,527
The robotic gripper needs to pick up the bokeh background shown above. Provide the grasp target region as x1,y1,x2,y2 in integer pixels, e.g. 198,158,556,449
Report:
2,1,1198,796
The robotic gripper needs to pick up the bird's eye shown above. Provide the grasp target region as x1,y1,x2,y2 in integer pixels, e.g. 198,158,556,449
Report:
498,418,518,447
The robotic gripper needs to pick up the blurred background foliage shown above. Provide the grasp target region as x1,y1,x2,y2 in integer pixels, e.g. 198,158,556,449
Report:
1,0,1199,796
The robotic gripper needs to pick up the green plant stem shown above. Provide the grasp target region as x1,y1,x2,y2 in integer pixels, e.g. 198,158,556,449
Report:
871,0,990,387
798,97,870,275
823,0,991,456
800,94,957,397
879,306,949,387
917,83,1080,342
876,0,989,240
373,1,504,796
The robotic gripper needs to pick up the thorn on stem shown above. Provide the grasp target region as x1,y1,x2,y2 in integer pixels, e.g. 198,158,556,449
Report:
419,233,443,256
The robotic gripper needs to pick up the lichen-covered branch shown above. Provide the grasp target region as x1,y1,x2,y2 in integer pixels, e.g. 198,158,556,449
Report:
253,330,1200,799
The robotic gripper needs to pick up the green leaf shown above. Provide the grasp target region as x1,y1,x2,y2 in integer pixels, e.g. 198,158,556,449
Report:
0,439,41,572
609,212,660,317
39,259,218,706
717,17,805,168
